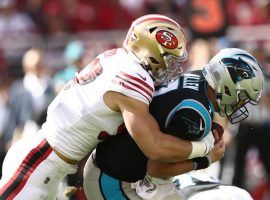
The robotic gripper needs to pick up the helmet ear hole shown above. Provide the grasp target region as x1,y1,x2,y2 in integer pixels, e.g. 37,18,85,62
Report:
149,57,159,64
151,66,160,73
224,86,231,96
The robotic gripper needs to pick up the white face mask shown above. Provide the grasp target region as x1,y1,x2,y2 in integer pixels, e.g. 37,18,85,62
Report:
155,52,187,85
221,90,258,124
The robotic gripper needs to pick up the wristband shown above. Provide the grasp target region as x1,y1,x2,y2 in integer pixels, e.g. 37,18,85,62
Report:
187,141,208,159
192,156,211,170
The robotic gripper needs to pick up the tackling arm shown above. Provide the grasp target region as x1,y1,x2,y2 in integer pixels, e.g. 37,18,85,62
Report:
147,139,225,178
115,91,191,162
105,91,211,163
146,108,225,178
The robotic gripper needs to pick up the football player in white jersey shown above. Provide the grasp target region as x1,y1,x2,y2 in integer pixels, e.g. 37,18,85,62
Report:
0,14,216,200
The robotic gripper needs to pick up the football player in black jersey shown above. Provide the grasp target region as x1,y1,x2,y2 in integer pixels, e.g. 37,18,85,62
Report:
83,48,264,200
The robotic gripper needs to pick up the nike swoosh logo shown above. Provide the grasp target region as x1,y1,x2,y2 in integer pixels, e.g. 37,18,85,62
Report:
137,73,147,81
199,119,204,131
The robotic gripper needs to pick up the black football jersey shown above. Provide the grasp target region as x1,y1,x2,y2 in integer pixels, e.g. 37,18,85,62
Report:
150,70,215,141
95,70,215,182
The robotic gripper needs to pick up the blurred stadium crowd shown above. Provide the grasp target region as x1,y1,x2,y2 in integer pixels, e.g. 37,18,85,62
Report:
0,0,270,199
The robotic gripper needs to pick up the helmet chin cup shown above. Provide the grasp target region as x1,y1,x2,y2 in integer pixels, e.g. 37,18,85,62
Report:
225,105,249,124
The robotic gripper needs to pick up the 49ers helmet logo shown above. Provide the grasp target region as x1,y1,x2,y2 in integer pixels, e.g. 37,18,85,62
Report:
156,30,178,49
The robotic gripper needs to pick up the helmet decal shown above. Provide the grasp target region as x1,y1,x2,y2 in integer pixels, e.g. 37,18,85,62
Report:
221,57,255,84
235,53,256,62
155,30,178,49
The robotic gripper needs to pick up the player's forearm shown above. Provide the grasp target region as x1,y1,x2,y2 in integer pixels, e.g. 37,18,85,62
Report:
127,112,213,162
127,114,193,162
147,159,193,179
121,100,212,162
150,132,192,162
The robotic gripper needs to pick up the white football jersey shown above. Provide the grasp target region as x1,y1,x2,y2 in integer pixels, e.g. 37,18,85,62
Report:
41,48,154,160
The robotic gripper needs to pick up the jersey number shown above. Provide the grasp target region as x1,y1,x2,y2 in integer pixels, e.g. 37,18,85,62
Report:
64,58,103,90
74,58,103,85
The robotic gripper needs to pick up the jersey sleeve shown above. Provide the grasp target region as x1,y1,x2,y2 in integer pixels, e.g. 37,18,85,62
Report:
165,100,212,141
109,70,154,105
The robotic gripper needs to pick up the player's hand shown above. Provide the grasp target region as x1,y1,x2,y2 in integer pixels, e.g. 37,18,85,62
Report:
63,186,77,197
212,129,222,144
207,139,225,163
211,122,224,143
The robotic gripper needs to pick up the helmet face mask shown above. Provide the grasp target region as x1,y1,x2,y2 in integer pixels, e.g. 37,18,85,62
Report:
124,14,187,85
223,91,250,123
202,48,264,124
155,50,186,85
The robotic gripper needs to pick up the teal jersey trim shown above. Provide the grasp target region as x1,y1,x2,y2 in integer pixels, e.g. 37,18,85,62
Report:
165,99,212,140
100,172,128,200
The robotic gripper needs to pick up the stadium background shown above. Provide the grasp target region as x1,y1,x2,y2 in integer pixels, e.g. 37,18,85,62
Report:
0,0,270,199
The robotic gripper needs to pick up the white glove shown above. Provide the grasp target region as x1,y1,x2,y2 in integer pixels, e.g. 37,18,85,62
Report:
188,131,215,159
201,131,215,153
